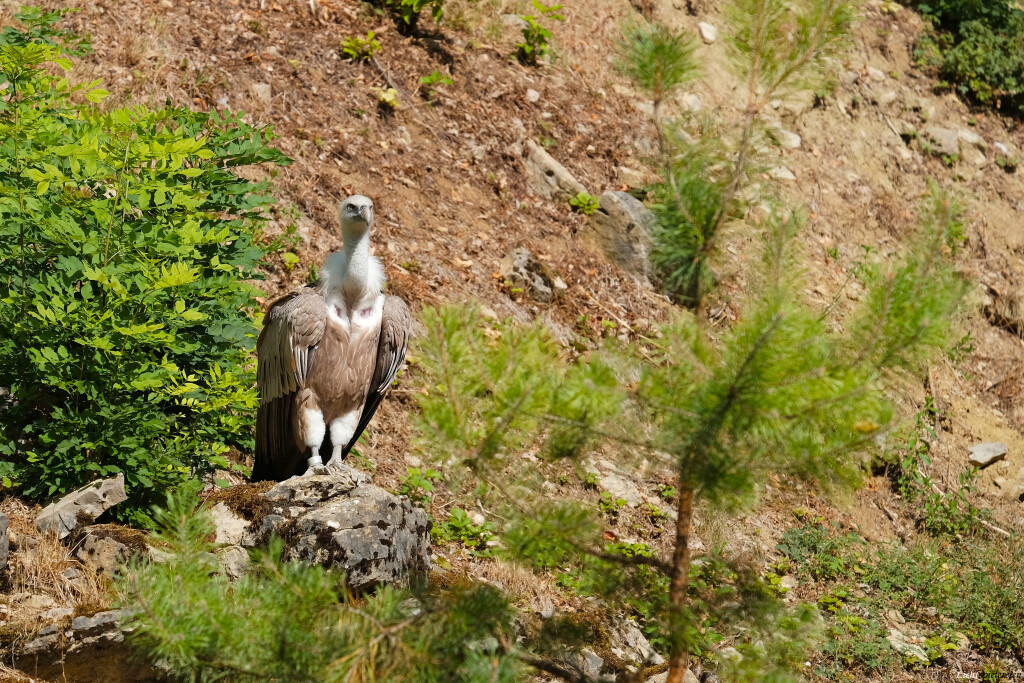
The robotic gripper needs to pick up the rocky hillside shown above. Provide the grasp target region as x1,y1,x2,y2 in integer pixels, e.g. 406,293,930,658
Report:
2,0,1024,680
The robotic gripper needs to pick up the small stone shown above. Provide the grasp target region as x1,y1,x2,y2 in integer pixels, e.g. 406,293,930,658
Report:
266,45,282,59
840,70,860,86
599,470,643,507
963,147,987,166
867,66,886,81
396,125,413,148
615,165,652,188
523,139,587,201
500,13,528,29
697,22,718,44
680,92,702,112
500,247,556,303
780,575,798,590
251,82,272,105
887,628,929,665
769,166,797,181
969,442,1008,468
479,306,499,320
772,128,802,149
41,607,74,620
994,477,1007,489
585,191,657,283
959,129,985,148
886,609,906,624
526,88,540,103
922,126,960,156
210,502,250,545
217,545,250,580
878,90,898,106
36,474,127,539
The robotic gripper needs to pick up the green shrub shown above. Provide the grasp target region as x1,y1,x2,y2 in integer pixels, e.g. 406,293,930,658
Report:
385,0,445,35
907,0,1024,112
419,70,452,103
516,1,565,66
340,31,381,61
0,10,289,517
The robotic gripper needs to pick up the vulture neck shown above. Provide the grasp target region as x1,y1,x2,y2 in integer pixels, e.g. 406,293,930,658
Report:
323,226,379,311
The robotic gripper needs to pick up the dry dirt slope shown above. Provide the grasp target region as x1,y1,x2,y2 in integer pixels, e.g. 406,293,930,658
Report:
2,0,1024,679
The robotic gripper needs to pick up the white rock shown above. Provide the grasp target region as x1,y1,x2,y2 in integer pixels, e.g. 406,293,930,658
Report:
769,166,797,181
217,545,250,580
922,125,960,156
600,470,643,507
887,628,929,665
251,82,272,105
958,128,985,148
526,88,540,103
867,66,886,81
969,442,1008,468
878,90,898,106
698,22,718,44
772,127,802,149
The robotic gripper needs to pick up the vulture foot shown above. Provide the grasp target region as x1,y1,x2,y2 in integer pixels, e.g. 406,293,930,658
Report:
303,452,329,476
323,454,347,472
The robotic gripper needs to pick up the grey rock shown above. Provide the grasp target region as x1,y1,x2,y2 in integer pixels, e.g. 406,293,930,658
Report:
769,166,797,181
648,671,698,683
698,21,718,44
867,66,886,81
963,147,987,166
36,473,127,539
526,88,541,103
252,82,272,105
887,627,929,665
610,618,665,665
217,545,250,580
958,128,985,148
211,502,250,545
0,511,8,570
523,139,587,201
585,191,657,282
500,13,528,29
877,90,899,106
284,483,430,589
615,166,652,188
922,126,960,156
75,532,131,577
780,575,798,590
21,594,56,609
599,470,643,508
72,610,122,635
769,126,802,149
500,247,557,303
680,92,702,112
969,442,1008,468
265,466,371,505
41,607,74,620
575,647,604,678
255,465,430,590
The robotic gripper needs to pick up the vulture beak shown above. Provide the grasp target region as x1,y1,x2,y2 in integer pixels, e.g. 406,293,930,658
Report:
359,204,373,224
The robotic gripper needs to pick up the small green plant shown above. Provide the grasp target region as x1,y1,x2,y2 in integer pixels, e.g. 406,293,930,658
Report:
568,191,600,215
396,467,441,505
580,470,600,489
306,262,320,285
373,86,400,111
643,502,668,521
419,70,452,102
385,0,444,35
598,491,628,518
515,1,565,66
281,252,300,273
656,484,677,501
996,154,1020,172
340,31,381,61
432,508,497,553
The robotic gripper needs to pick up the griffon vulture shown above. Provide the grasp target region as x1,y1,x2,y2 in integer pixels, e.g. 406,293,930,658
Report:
252,195,410,481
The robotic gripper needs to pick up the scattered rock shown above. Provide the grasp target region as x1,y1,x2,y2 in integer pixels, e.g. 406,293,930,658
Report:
573,647,604,678
615,165,654,188
500,13,528,29
396,125,413,148
647,671,698,683
210,502,250,545
500,247,559,303
877,90,898,106
679,92,702,112
769,126,802,149
256,466,430,590
217,545,251,580
585,190,657,282
36,473,127,539
599,470,644,507
969,442,1008,468
963,147,987,166
0,511,8,570
40,607,74,620
21,594,56,610
526,88,541,103
697,22,718,44
922,126,960,156
76,534,126,577
780,575,798,591
867,66,886,81
610,618,665,666
769,166,797,181
523,139,587,201
958,128,985,148
251,82,272,105
886,609,906,625
887,627,929,665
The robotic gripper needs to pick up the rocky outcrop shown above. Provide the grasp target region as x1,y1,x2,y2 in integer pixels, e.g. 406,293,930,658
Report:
584,191,657,284
212,465,430,590
36,474,127,539
523,139,587,201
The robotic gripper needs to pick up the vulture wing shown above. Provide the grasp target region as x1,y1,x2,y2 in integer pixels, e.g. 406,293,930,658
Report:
252,288,327,482
343,295,411,456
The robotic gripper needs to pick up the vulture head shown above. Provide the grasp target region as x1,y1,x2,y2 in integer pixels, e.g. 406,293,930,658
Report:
339,195,374,238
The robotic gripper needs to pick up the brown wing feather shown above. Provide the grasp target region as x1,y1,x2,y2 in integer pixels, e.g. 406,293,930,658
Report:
253,286,327,482
343,295,411,456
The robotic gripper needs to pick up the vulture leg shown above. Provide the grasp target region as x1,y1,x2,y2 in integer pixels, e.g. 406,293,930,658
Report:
294,389,329,476
324,411,360,471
